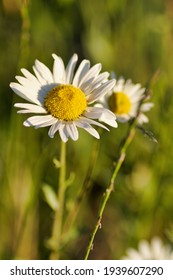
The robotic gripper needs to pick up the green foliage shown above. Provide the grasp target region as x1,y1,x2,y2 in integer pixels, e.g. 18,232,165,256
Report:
0,0,173,259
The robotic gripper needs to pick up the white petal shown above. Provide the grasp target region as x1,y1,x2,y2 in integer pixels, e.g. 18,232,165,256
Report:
48,121,62,138
10,82,41,105
117,115,130,123
84,107,117,128
75,120,100,139
35,59,54,83
127,84,142,96
99,112,118,128
24,115,57,128
84,106,113,118
163,246,173,259
21,68,41,86
141,102,154,112
72,59,90,87
138,113,149,124
138,241,152,259
130,95,142,103
125,78,132,85
123,84,144,100
78,116,109,131
113,78,125,92
65,123,79,141
59,124,69,142
33,65,47,85
65,53,78,84
79,63,102,89
52,53,66,83
136,87,145,96
79,76,96,93
84,72,109,95
15,75,41,94
87,80,115,104
14,103,47,114
151,238,163,259
125,249,143,260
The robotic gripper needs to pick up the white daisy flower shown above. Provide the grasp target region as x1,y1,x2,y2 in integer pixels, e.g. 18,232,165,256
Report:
99,76,154,124
122,237,173,260
10,54,118,142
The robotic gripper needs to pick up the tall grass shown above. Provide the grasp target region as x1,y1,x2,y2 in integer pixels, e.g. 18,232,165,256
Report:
0,0,173,259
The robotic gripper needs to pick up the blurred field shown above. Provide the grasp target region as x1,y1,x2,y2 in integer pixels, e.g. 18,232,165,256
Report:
0,0,173,260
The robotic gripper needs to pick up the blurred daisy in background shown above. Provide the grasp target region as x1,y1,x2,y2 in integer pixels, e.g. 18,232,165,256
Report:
98,75,154,124
122,237,173,260
10,54,117,142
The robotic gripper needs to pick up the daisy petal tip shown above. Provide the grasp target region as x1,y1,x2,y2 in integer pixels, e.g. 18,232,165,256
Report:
35,58,40,64
9,82,14,88
52,53,59,60
113,121,118,128
73,53,78,59
34,59,38,65
23,120,30,127
49,134,54,139
97,62,102,69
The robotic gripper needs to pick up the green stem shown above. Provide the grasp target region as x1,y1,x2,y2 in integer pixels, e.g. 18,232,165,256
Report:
49,140,66,260
84,121,137,260
84,86,151,260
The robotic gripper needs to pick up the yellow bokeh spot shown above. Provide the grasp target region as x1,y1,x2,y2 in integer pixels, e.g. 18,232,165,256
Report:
44,85,87,121
108,91,131,115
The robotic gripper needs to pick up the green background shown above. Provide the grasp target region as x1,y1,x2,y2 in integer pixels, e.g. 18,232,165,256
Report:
0,0,173,259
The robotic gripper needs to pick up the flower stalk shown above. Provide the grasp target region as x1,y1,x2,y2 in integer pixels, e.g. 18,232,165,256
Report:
49,140,66,260
84,93,147,260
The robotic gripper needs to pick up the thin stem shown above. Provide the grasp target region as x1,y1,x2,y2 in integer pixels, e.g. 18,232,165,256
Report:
84,85,151,260
84,86,151,260
84,119,137,260
49,140,66,260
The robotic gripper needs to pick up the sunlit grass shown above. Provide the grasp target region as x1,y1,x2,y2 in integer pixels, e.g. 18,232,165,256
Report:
0,0,173,260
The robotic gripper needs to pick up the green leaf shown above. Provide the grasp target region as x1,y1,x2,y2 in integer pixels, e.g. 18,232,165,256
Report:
42,184,58,211
53,157,61,169
65,172,75,188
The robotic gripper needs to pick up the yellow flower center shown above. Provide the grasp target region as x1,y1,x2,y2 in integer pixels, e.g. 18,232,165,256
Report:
44,84,87,121
108,91,131,115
